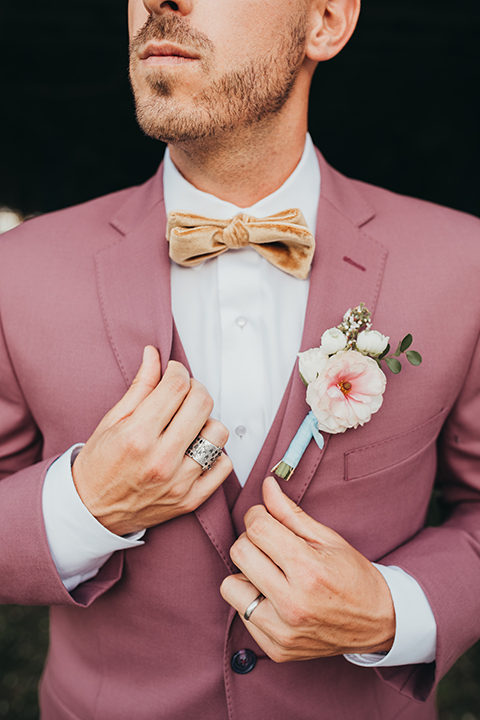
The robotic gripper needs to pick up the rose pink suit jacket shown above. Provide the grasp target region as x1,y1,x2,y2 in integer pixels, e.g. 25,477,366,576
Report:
1,151,480,720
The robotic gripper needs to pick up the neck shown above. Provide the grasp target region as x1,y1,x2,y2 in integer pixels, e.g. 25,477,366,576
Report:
168,104,308,208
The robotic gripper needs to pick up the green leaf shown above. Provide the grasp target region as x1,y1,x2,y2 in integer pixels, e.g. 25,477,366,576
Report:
299,372,309,387
406,350,422,366
378,343,391,360
385,357,402,374
394,340,402,357
400,334,413,353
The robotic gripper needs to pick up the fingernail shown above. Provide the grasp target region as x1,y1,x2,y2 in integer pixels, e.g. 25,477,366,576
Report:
143,346,149,362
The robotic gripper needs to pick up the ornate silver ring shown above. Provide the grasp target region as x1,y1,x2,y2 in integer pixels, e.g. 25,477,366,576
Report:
185,435,223,472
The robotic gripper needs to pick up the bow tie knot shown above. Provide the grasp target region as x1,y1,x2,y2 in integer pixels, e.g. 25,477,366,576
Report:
219,214,254,249
167,208,315,279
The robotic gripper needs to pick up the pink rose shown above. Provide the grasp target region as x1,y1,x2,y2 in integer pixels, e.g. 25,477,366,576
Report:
306,350,386,434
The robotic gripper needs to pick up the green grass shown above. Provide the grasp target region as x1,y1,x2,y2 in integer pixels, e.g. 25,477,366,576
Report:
0,605,479,719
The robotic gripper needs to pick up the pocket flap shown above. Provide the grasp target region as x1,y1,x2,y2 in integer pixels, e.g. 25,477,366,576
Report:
344,407,449,481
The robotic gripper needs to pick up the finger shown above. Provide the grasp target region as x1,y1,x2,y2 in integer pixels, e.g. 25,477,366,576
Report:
262,476,348,548
180,417,230,474
229,531,287,600
179,452,234,511
220,574,280,644
161,383,220,456
131,360,192,434
103,346,161,426
220,573,263,615
243,504,311,579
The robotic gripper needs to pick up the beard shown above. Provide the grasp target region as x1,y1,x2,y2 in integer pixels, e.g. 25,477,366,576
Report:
129,14,308,146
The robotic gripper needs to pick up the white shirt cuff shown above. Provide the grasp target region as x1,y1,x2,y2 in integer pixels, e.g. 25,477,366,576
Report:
42,445,145,592
344,563,437,667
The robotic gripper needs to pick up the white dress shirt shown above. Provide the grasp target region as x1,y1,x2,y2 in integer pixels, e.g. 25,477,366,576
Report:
42,135,436,666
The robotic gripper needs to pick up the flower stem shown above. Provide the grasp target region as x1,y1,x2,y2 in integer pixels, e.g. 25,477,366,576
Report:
271,460,295,481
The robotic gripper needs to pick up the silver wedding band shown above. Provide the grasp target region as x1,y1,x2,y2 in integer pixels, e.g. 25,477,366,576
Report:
244,594,265,621
185,435,223,472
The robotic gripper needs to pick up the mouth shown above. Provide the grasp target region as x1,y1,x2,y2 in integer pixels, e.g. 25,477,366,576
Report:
139,42,200,66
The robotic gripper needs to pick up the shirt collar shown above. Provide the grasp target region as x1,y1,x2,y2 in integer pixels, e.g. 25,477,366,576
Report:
163,134,321,233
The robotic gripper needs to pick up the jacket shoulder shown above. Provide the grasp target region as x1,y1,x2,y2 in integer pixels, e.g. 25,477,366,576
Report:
350,175,480,239
0,172,161,261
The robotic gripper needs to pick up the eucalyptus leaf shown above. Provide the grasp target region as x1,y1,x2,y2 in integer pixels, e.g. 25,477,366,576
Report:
400,334,413,353
394,341,402,357
406,350,422,366
385,357,402,374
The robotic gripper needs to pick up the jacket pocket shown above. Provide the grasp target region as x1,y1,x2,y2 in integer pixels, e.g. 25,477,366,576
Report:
344,406,449,481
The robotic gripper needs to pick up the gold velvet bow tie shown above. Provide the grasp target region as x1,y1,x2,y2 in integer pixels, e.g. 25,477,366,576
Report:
166,208,315,280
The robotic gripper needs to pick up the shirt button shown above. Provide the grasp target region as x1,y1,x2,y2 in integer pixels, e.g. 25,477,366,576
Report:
231,649,257,674
235,426,247,438
236,316,248,328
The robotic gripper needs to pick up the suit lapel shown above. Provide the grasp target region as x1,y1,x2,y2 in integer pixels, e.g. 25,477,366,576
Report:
96,170,173,385
98,153,387,568
231,153,388,532
170,326,238,573
98,170,237,573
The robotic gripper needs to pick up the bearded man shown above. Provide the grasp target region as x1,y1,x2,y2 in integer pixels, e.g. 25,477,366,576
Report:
1,0,480,718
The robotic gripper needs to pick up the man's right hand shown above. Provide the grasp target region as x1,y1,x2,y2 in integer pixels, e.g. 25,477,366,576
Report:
72,346,232,537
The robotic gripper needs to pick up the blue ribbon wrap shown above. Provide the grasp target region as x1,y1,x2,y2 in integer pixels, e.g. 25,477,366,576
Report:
272,411,324,480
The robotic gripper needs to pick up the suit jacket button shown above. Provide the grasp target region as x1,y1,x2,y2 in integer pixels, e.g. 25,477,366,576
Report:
231,649,257,674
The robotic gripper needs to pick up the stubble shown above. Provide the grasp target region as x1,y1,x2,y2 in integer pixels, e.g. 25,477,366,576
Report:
129,13,308,146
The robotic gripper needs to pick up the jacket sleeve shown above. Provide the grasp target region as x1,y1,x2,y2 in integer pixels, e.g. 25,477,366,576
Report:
0,312,124,608
375,327,480,701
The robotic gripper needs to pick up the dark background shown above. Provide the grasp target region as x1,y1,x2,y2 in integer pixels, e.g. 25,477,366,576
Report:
0,0,479,718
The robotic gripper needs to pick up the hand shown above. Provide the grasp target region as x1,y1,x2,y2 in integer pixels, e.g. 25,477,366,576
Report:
72,346,232,536
220,477,395,662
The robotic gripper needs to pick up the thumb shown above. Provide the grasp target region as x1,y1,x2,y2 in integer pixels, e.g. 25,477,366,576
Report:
262,476,347,548
104,345,162,426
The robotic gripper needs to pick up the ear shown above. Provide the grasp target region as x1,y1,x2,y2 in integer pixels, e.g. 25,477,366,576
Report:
305,0,361,63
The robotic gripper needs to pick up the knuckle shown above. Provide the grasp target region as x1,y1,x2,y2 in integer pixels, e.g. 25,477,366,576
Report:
197,391,215,416
217,454,233,476
292,504,305,518
275,627,296,651
245,510,268,538
268,641,290,663
190,380,214,413
229,535,248,564
179,494,197,514
166,480,188,504
282,598,312,629
155,450,178,481
120,428,148,456
207,419,229,446
164,372,190,397
302,570,322,595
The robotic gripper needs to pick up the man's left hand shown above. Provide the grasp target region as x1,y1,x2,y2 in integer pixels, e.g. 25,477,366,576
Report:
220,476,395,662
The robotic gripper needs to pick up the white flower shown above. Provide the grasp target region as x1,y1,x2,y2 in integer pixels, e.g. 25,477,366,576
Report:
320,328,348,355
298,347,329,385
356,329,389,357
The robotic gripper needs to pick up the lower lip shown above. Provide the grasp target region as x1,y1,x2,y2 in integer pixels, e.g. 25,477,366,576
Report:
142,55,197,66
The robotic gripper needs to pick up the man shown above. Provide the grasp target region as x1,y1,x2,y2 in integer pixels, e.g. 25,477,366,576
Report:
1,0,479,718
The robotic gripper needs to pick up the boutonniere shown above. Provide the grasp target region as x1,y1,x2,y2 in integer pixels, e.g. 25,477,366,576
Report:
272,303,422,480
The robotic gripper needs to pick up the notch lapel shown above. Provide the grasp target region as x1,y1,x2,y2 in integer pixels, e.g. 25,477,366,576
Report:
96,171,173,385
98,168,237,573
96,154,388,568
